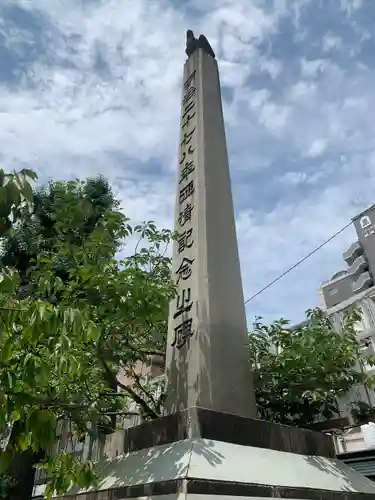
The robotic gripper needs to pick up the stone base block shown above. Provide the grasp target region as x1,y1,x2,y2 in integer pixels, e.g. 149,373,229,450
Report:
119,407,335,459
36,437,375,499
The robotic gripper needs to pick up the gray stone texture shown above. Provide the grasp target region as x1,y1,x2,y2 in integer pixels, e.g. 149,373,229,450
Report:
165,46,256,418
49,438,375,499
120,407,335,459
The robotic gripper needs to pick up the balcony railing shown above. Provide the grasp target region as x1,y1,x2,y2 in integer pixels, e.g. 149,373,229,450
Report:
343,240,363,265
348,254,368,278
352,271,373,294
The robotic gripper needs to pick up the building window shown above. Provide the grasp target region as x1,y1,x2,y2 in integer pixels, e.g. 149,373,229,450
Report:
329,288,338,296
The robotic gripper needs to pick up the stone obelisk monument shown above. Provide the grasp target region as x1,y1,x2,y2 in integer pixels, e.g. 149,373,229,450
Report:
164,30,256,417
53,31,375,500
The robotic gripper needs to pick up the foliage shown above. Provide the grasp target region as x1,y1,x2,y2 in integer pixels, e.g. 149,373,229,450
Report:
0,176,119,292
0,168,37,237
249,307,375,428
38,453,97,499
0,472,15,499
350,401,375,424
0,170,176,498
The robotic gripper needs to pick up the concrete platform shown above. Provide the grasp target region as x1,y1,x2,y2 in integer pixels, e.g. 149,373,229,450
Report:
42,436,375,499
34,409,375,499
119,407,335,459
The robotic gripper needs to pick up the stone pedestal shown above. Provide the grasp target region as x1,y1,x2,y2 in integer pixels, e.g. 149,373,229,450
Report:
44,408,375,499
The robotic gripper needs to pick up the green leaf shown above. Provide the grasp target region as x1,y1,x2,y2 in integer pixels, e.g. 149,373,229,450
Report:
23,353,33,367
5,180,21,207
21,180,34,203
7,373,12,389
18,432,32,452
11,410,21,422
87,321,100,342
0,451,13,473
38,303,46,321
20,168,38,181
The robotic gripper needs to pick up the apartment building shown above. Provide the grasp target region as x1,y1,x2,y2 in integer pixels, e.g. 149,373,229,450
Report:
319,205,375,474
321,205,375,309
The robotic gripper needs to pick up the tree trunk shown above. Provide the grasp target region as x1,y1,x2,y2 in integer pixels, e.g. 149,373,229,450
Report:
4,422,44,500
6,450,37,500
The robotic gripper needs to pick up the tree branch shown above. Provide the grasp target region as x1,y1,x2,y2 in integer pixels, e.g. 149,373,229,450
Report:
142,349,165,357
98,355,159,420
0,307,26,311
121,341,165,358
154,391,166,414
132,372,158,409
116,379,160,420
5,391,120,414
100,411,140,416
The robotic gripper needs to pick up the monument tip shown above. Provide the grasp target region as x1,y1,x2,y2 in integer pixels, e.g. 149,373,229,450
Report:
185,30,216,59
198,34,216,59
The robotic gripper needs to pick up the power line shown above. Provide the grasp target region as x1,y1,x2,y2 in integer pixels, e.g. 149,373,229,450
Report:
244,220,353,306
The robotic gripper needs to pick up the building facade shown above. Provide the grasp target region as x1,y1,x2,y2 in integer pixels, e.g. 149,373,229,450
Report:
321,205,375,309
325,287,375,452
319,205,375,458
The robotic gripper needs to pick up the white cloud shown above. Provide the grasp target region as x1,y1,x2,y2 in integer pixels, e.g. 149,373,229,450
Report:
279,171,308,185
322,33,344,52
258,102,290,132
340,0,363,16
219,60,250,87
305,138,327,158
238,183,360,321
1,0,375,325
288,80,317,101
301,58,327,78
259,57,283,79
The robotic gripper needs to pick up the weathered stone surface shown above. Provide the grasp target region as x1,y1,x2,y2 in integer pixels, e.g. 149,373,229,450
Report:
42,438,375,499
165,45,256,419
121,407,335,458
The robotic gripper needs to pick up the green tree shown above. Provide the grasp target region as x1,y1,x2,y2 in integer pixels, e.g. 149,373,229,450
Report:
0,170,175,499
249,307,375,427
0,176,120,294
0,168,37,237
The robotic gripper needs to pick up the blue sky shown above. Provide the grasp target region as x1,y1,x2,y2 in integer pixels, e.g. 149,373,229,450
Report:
1,0,375,325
